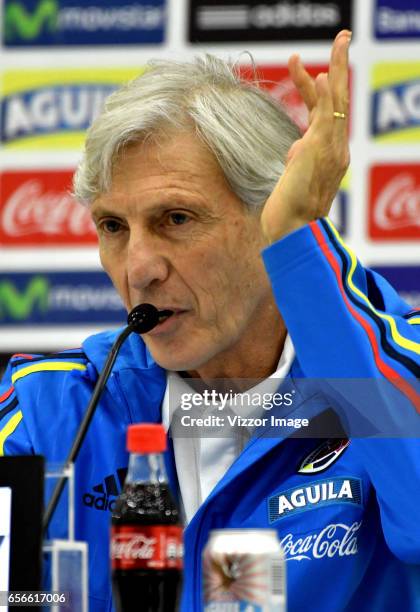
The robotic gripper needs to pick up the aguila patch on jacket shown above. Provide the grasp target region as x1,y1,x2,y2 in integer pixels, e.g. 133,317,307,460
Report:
297,439,350,474
268,477,363,523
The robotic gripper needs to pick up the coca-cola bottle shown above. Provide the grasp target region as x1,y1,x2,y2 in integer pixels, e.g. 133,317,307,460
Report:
111,423,183,612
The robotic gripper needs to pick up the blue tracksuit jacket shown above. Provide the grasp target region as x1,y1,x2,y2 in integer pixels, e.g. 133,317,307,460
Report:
1,219,419,611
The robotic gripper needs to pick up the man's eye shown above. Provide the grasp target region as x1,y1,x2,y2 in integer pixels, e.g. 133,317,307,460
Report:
100,219,122,234
167,212,190,226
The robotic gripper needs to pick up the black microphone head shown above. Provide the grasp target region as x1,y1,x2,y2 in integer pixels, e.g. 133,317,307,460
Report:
127,303,160,333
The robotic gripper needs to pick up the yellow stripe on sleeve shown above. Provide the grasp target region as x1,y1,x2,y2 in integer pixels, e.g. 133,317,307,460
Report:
408,317,420,325
11,361,87,383
0,411,23,456
325,218,420,355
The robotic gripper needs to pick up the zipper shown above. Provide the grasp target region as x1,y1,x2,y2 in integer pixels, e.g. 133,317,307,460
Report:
110,372,134,424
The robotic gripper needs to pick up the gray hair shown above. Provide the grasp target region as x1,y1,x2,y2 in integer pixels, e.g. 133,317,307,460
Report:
73,54,301,209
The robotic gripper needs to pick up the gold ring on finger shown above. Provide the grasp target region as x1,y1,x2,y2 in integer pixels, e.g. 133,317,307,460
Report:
333,111,346,119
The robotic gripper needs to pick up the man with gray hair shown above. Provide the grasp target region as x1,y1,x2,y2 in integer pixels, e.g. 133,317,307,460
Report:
1,30,420,611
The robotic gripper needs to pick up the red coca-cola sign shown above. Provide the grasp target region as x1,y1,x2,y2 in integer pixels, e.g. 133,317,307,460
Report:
0,170,97,246
368,164,420,240
111,525,183,571
238,64,351,133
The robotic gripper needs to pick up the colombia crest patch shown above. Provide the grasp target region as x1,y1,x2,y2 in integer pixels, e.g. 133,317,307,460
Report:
298,439,350,474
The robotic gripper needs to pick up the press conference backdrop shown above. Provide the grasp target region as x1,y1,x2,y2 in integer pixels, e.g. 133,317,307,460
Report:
0,0,419,357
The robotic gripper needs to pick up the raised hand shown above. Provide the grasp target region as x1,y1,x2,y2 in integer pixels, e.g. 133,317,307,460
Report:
261,30,351,243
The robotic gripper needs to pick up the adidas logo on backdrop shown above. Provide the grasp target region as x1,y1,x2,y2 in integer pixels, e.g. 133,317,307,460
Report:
83,468,127,511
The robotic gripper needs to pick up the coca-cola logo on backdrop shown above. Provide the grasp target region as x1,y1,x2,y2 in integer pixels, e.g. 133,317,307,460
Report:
0,170,97,246
368,164,420,240
238,65,351,133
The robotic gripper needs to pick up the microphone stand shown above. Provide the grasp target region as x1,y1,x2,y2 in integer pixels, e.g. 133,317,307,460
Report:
43,304,171,533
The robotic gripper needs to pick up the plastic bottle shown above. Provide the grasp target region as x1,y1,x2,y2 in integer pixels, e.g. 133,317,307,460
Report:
111,423,183,611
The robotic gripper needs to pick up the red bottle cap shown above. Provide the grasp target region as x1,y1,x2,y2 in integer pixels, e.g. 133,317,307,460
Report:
127,423,167,454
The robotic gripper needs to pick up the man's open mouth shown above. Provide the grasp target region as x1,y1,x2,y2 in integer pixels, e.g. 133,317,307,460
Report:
157,309,174,324
155,309,189,328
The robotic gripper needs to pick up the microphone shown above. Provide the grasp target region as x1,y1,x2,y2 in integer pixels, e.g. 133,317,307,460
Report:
128,304,173,332
43,303,170,532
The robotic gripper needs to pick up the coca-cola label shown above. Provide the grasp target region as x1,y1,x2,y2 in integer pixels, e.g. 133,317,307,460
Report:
111,525,183,570
280,521,362,562
0,170,97,246
369,164,420,239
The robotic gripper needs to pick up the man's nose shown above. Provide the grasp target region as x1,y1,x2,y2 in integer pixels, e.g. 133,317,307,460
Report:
127,232,170,290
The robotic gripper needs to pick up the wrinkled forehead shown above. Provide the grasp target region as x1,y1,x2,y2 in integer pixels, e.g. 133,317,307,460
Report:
110,130,224,185
91,130,247,220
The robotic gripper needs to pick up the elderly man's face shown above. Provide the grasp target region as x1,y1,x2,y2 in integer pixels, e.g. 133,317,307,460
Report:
91,132,279,375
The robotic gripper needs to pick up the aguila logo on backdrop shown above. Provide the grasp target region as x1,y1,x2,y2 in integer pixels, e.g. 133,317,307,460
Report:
371,63,420,141
0,67,141,149
1,83,116,146
0,170,97,245
369,164,420,240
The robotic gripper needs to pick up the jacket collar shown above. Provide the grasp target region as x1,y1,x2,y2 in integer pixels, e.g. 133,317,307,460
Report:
82,327,161,374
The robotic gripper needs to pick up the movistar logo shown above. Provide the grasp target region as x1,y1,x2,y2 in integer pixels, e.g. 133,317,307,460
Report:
4,0,166,46
0,277,49,320
4,0,58,42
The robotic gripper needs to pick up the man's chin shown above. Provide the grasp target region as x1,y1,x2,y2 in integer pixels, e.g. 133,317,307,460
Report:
146,345,208,374
153,356,203,373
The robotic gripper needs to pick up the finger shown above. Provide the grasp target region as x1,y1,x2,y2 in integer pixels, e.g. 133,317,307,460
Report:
312,73,348,162
310,73,334,133
288,53,317,111
315,70,348,142
324,57,351,171
328,30,351,114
